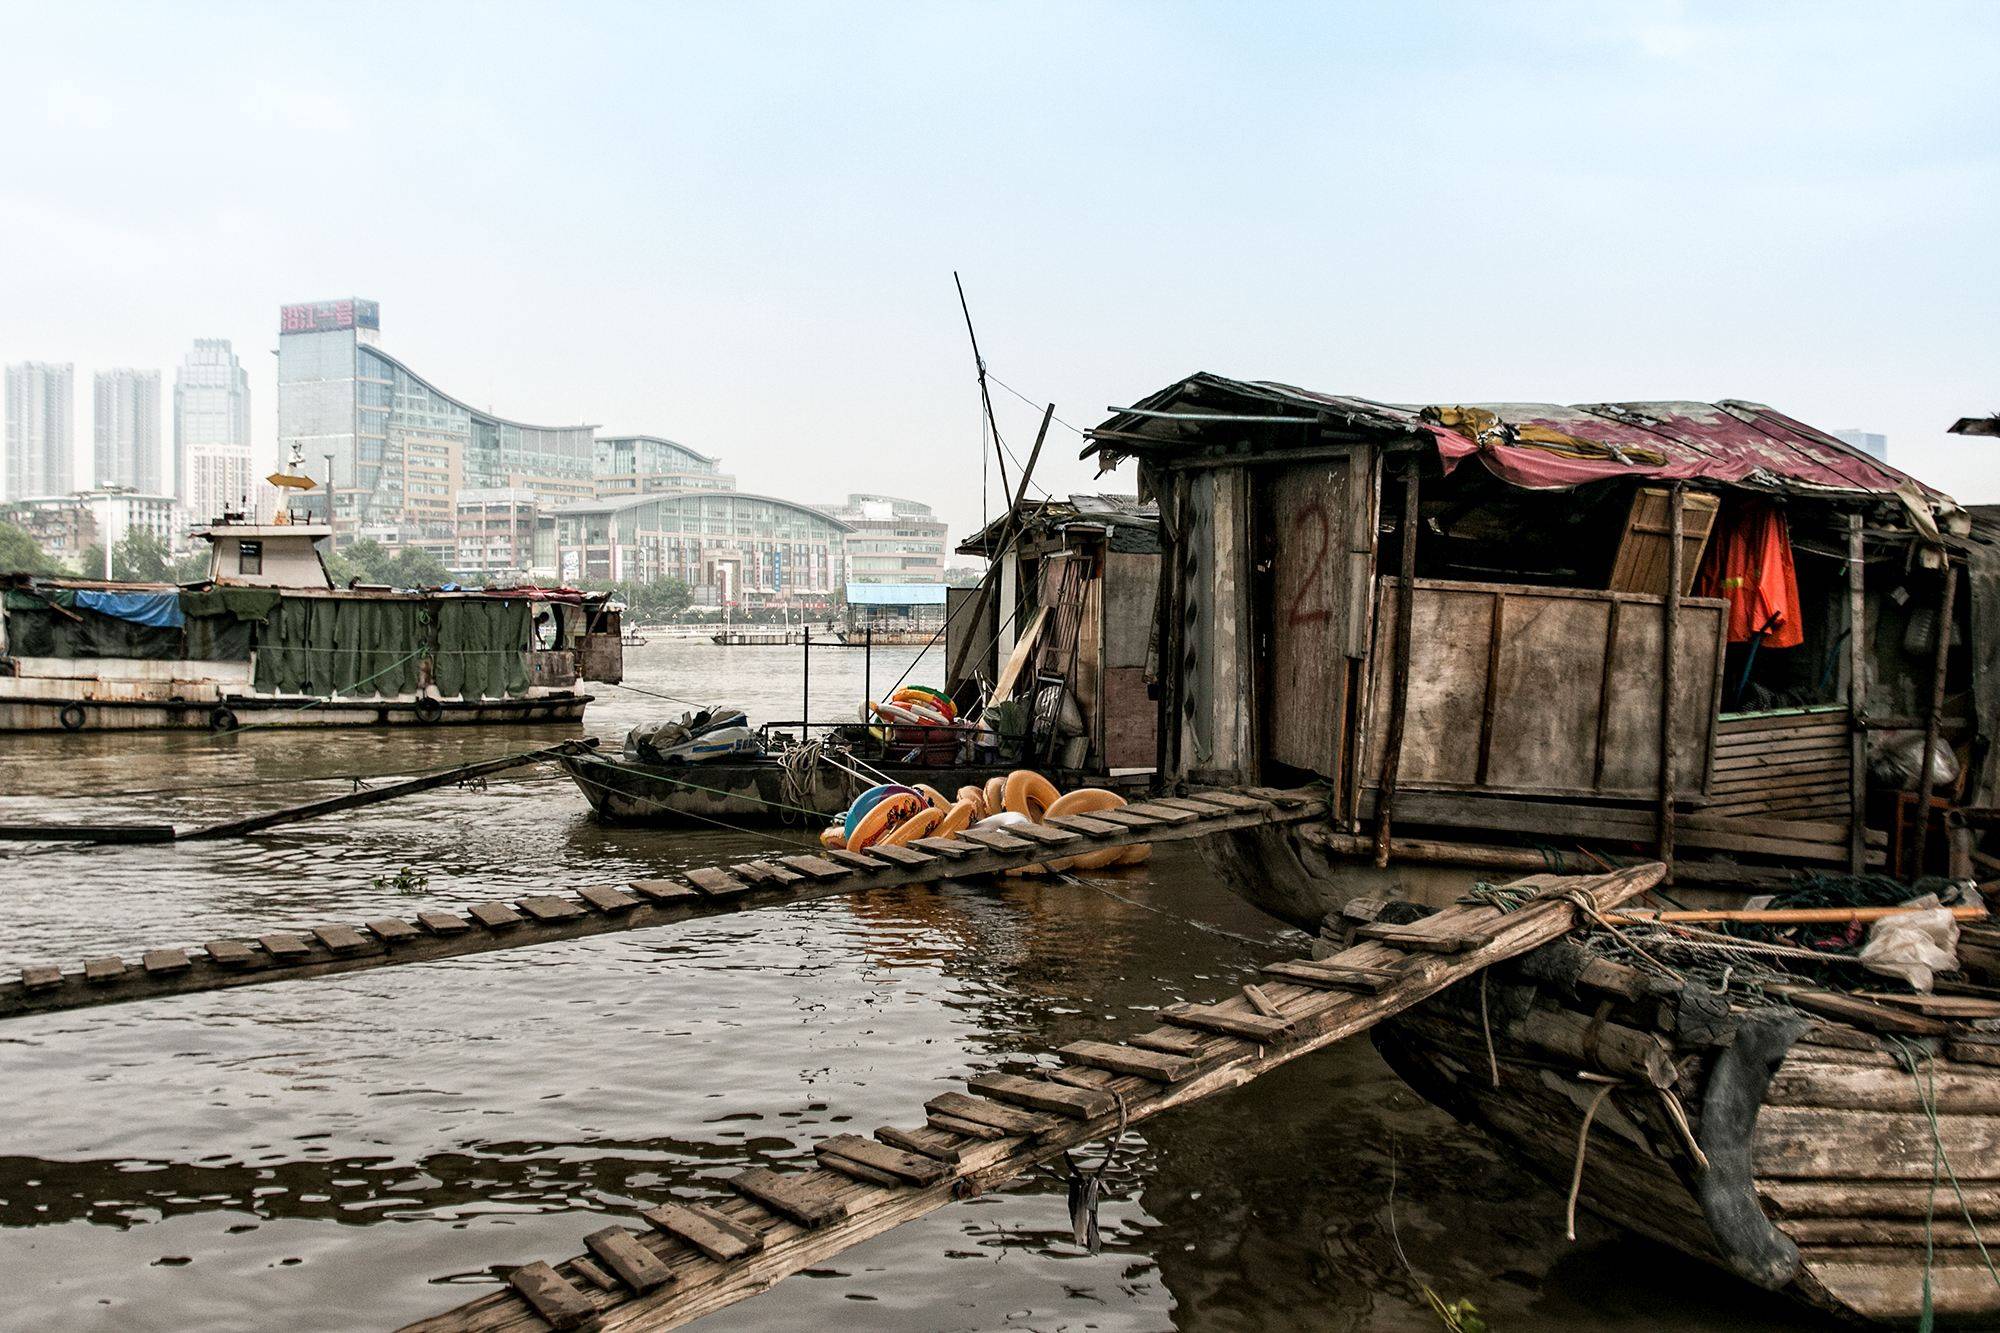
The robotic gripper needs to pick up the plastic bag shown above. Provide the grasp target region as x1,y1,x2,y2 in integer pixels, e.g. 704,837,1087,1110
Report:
1868,731,1959,792
1858,894,1960,992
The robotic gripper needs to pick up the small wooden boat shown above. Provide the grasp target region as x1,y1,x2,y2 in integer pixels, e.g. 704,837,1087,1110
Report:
559,746,1145,824
1351,897,2000,1324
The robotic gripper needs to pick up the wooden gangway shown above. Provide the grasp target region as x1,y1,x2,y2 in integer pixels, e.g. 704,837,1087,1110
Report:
406,864,1664,1332
0,789,1322,1021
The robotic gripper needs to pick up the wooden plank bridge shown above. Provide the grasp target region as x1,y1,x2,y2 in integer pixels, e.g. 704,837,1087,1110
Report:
404,863,1663,1332
0,788,1322,1021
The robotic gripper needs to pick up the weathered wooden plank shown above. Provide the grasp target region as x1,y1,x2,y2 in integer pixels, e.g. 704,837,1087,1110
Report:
814,1134,949,1186
683,867,752,898
907,837,976,859
925,1110,1007,1140
1756,1106,2000,1179
1147,795,1234,817
578,884,642,913
776,855,850,880
1120,801,1200,825
257,933,311,961
20,964,63,991
202,940,257,968
966,1072,1115,1120
517,894,586,923
874,1125,966,1164
730,1168,848,1228
956,828,1034,853
1085,807,1166,831
415,911,472,935
1128,1029,1214,1058
466,902,525,930
311,924,373,954
857,843,934,866
1160,1002,1291,1041
641,1202,764,1262
1005,822,1080,846
629,878,701,903
1184,790,1271,811
1262,960,1393,992
570,1257,617,1291
1241,983,1285,1018
732,859,804,884
1059,1039,1201,1082
506,1260,597,1330
142,948,191,976
1354,921,1495,953
1767,986,1949,1037
924,1091,1059,1136
1044,814,1121,837
366,917,421,944
825,849,888,871
82,956,126,984
583,1226,675,1293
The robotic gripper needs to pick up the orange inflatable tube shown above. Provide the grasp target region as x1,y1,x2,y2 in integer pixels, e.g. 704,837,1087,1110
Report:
956,786,988,819
849,792,925,850
913,783,952,812
819,824,847,850
933,799,978,838
1003,770,1060,822
881,806,943,846
1043,788,1128,870
982,777,1007,818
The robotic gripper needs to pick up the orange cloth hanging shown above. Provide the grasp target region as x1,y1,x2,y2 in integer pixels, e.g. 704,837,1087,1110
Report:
1695,500,1804,648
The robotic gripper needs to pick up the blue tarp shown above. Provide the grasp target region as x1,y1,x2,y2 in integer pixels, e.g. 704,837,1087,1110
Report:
75,589,185,628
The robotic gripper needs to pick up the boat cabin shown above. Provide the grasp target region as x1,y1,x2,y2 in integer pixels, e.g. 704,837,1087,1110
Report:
1087,374,1991,881
949,494,1160,772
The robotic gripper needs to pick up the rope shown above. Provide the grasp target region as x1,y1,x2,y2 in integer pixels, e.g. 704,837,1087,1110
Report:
1479,971,1500,1089
1566,1076,1621,1240
1891,1036,2000,1318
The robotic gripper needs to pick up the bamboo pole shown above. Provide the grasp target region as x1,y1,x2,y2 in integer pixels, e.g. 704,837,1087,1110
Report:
1912,559,1959,873
1629,904,1988,926
1657,480,1685,866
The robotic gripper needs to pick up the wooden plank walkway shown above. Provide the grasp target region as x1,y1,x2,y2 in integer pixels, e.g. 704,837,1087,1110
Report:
403,863,1663,1332
0,789,1324,1022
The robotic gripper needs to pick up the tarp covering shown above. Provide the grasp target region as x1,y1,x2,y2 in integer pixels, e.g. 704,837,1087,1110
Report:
74,589,184,628
1966,506,2000,809
181,587,282,622
251,597,428,696
434,598,531,699
1089,373,1943,500
1695,501,1805,650
3,603,182,659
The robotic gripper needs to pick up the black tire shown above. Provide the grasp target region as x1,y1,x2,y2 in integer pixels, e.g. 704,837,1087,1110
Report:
58,703,86,732
414,696,444,724
208,707,238,732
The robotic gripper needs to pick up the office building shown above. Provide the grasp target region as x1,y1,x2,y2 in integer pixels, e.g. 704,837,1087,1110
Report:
455,488,539,578
275,298,594,545
552,491,849,609
821,493,948,583
592,435,736,496
4,361,74,501
93,368,162,492
175,339,254,525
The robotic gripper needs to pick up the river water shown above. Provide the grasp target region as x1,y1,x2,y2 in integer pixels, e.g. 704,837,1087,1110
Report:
0,640,1825,1331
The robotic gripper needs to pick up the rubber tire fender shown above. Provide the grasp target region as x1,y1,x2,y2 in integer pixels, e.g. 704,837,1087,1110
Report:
414,696,444,724
207,706,237,732
59,703,87,732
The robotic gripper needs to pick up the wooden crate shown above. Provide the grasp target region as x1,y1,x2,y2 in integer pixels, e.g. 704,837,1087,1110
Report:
1609,487,1720,596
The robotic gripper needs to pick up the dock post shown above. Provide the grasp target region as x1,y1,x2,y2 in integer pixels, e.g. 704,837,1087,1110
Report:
802,624,811,743
864,622,873,714
1374,463,1421,866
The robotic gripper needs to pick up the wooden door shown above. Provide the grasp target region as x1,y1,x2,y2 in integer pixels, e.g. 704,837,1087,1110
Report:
1261,464,1351,779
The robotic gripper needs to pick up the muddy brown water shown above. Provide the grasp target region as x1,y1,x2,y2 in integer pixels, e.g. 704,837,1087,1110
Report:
0,640,1832,1330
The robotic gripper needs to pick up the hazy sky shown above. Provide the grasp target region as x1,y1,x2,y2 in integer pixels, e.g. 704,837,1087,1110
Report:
1,1,1994,546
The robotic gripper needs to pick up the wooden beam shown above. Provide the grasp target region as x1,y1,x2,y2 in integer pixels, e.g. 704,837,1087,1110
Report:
1913,559,1959,873
1374,465,1421,866
1658,480,1685,865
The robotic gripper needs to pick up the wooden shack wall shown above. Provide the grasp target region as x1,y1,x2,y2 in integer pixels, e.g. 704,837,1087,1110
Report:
1173,469,1256,783
1101,550,1158,769
1357,578,1725,801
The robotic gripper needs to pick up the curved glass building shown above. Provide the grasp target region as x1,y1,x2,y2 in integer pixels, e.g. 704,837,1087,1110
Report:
553,491,850,609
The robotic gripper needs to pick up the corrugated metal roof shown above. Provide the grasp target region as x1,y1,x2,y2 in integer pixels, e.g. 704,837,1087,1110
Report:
845,582,948,605
1089,372,1947,501
957,494,1160,557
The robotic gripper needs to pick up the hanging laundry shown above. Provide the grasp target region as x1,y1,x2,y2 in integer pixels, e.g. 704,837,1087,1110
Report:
1695,500,1804,649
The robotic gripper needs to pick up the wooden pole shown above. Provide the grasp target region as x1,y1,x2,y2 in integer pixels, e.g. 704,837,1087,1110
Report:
1847,513,1869,875
952,271,1011,501
801,625,810,737
1912,558,1959,873
1657,481,1685,866
1373,463,1420,866
944,404,1052,689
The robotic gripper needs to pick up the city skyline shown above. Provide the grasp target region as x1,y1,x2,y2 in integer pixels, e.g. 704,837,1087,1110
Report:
0,4,1994,545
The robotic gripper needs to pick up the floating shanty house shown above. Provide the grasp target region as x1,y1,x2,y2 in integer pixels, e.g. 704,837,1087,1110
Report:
1086,373,1990,914
949,493,1160,772
0,513,624,731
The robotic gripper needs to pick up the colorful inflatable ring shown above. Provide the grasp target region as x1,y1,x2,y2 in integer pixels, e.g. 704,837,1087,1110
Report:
819,824,848,850
913,783,952,812
1043,788,1129,870
1003,770,1062,822
933,799,977,838
882,806,943,846
891,687,952,718
850,792,926,850
955,785,988,819
902,685,957,720
845,783,918,841
982,776,1008,817
870,700,922,726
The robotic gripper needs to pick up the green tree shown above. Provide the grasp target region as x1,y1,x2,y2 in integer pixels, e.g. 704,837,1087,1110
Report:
320,538,450,589
112,529,173,582
74,543,109,579
0,520,63,576
392,546,452,588
171,550,211,583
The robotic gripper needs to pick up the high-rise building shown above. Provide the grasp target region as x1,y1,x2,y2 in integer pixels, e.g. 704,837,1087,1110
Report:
93,367,162,491
454,487,540,577
1834,429,1888,461
820,494,949,583
175,339,253,525
4,361,74,501
275,298,595,546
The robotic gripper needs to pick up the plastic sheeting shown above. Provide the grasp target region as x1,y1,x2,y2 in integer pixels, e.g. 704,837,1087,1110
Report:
434,598,531,700
74,589,183,628
251,597,428,697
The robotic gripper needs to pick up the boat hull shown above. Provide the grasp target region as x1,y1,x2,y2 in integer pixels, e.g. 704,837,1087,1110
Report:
560,751,1144,825
0,691,590,732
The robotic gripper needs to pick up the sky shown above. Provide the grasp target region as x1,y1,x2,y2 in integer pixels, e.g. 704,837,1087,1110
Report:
0,1,1994,549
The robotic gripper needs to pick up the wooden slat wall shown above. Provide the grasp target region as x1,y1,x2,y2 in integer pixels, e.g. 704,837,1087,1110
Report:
1264,463,1351,779
1609,487,1721,596
1358,578,1726,802
1705,707,1852,821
